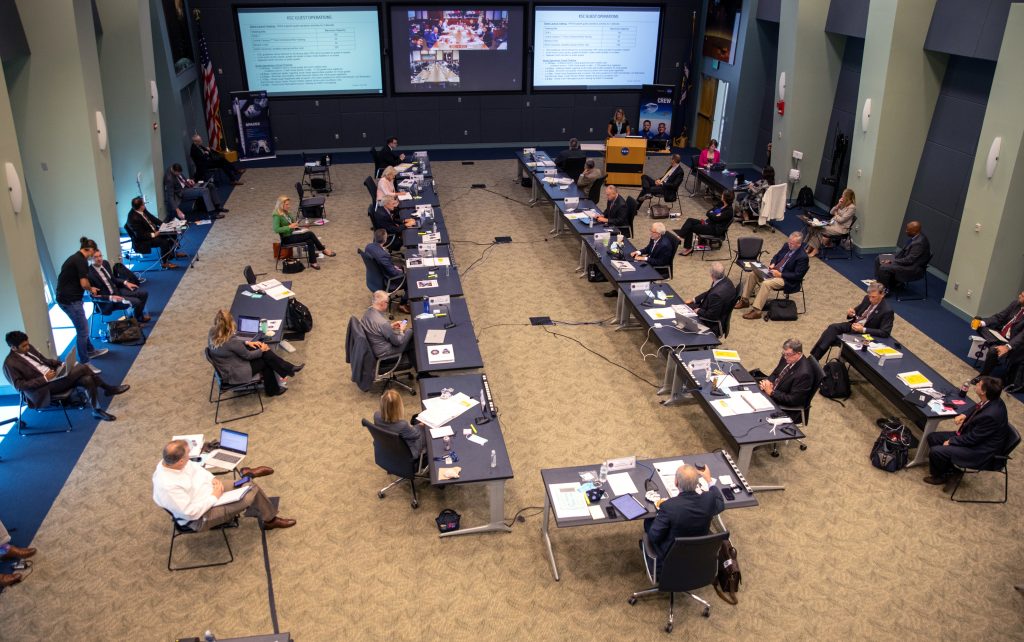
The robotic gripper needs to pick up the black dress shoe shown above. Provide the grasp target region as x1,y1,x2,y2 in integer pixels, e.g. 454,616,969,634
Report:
211,213,225,220
104,384,130,397
604,290,618,297
217,207,230,213
92,409,117,421
292,364,305,375
271,388,289,397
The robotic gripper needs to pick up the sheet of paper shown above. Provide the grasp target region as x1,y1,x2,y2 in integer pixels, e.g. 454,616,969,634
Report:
645,307,676,321
424,329,447,344
416,279,439,289
265,284,295,300
671,304,697,317
653,460,684,498
589,505,606,520
265,320,282,332
719,475,734,486
426,344,455,365
467,434,488,446
214,485,252,506
397,193,413,201
606,472,639,496
428,425,453,439
739,391,774,412
550,482,590,519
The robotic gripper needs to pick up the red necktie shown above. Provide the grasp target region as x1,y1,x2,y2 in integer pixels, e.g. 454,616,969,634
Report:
957,402,985,436
1001,308,1023,338
776,250,794,271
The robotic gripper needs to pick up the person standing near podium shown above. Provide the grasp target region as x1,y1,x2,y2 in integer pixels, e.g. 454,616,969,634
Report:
607,108,631,137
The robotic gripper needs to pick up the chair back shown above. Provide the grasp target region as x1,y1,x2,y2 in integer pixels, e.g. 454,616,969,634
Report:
587,177,606,205
243,265,257,285
204,347,225,387
359,248,385,292
364,176,377,205
736,236,764,262
369,146,382,170
362,418,418,479
92,297,128,316
663,170,683,203
659,531,730,593
657,234,680,279
718,289,741,338
563,156,586,181
803,357,825,422
992,424,1021,470
621,196,638,237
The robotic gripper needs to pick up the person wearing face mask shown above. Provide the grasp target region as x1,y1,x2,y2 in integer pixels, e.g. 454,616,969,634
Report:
630,222,674,268
87,249,151,324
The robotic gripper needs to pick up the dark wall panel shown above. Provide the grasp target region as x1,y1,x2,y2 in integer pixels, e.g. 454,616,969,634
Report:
814,37,863,205
0,0,30,61
825,0,869,38
756,0,781,23
753,21,778,169
925,0,1023,61
901,57,996,274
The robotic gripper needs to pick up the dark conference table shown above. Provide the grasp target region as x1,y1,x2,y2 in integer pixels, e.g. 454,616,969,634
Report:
411,297,483,374
540,450,757,581
684,156,751,196
420,374,513,538
396,179,440,208
402,208,450,248
618,281,721,350
406,260,463,300
583,236,665,324
228,281,292,345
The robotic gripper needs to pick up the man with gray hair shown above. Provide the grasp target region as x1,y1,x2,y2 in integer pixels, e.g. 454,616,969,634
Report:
630,222,675,269
739,231,809,320
809,283,894,360
576,159,604,192
684,262,738,337
362,290,414,362
758,338,816,421
644,464,724,562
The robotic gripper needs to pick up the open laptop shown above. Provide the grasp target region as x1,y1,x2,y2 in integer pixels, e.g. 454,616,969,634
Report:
673,315,710,334
235,315,263,340
204,428,248,471
48,346,76,381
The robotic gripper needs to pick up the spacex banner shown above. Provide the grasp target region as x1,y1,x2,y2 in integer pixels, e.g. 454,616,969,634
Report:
231,90,275,161
636,84,676,142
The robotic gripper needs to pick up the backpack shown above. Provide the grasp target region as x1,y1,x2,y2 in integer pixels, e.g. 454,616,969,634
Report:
713,538,742,605
796,186,815,207
763,298,798,321
586,263,607,282
870,422,912,472
107,317,145,345
285,298,313,334
819,358,851,403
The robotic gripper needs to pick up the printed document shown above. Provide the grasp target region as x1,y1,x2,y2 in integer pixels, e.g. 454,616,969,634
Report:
214,485,252,507
549,482,590,519
606,472,639,496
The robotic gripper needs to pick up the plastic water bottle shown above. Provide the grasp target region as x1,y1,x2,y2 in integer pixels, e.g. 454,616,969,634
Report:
598,462,608,484
422,299,430,315
432,220,437,234
204,631,216,642
490,449,497,468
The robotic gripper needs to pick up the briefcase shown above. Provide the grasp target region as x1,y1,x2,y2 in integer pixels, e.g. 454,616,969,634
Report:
650,204,671,219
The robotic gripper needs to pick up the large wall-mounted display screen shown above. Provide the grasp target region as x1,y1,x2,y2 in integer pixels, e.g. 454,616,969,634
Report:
532,5,662,91
389,6,525,94
235,6,384,96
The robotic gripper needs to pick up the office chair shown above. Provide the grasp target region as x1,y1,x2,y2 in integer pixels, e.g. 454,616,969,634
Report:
242,265,266,286
696,227,732,262
648,172,683,217
655,232,682,280
772,357,822,456
773,281,808,315
621,196,639,239
10,388,83,436
630,530,730,633
820,214,858,260
727,236,765,283
562,156,586,182
294,181,326,225
364,176,378,207
587,177,606,206
700,290,741,340
685,154,702,195
345,317,416,394
369,146,386,177
950,424,1019,504
362,418,422,509
358,248,406,318
894,253,932,301
301,152,331,193
163,508,236,571
204,347,265,424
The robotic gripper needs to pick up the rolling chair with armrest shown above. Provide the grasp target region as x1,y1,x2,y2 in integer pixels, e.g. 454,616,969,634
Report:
950,424,1019,504
366,203,402,255
629,530,730,633
726,236,765,282
685,154,702,195
163,508,236,571
370,147,386,178
699,290,741,340
562,156,587,182
362,418,423,509
696,226,732,262
294,181,326,225
654,232,682,280
771,357,822,456
618,196,639,239
587,177,606,206
358,248,406,319
894,252,932,301
345,317,416,394
204,347,264,424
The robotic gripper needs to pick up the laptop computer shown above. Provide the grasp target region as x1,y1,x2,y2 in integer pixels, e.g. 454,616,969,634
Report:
49,346,76,381
673,315,710,334
235,315,263,339
204,428,248,471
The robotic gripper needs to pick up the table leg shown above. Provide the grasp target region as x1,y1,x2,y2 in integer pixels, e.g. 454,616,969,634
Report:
439,479,512,538
906,418,940,468
615,290,627,325
542,492,560,581
550,205,562,235
529,178,540,207
578,240,589,277
657,354,675,396
736,444,786,492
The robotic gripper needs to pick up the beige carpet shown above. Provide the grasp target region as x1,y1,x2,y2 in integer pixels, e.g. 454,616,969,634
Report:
1,157,1021,641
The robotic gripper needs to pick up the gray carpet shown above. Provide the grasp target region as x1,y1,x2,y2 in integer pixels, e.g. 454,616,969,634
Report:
1,157,1022,641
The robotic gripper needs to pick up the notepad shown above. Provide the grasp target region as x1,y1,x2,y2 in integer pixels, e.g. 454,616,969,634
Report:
898,371,932,389
645,307,675,321
214,485,252,507
868,345,903,358
428,425,453,439
467,434,488,446
713,349,741,362
550,482,590,519
610,260,635,272
424,329,447,344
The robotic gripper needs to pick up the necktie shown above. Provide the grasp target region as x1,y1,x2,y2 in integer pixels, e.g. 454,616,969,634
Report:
1001,307,1024,338
775,362,794,383
856,304,876,325
776,250,794,271
94,265,113,293
661,166,675,182
177,175,186,188
957,402,985,436
141,212,156,233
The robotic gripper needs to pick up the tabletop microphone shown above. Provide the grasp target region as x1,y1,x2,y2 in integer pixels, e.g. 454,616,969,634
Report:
443,303,456,329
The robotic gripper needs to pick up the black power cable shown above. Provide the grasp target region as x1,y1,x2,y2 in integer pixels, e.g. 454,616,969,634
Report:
541,326,660,388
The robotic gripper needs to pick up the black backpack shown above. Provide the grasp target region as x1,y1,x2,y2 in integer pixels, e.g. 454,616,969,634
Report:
819,358,851,403
763,298,798,321
796,186,815,207
870,422,912,472
285,298,313,334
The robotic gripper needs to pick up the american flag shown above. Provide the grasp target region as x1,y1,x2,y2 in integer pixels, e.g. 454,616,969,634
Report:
197,25,224,151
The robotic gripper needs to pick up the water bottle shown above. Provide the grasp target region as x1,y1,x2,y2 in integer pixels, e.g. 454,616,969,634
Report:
204,631,216,642
432,220,437,234
598,462,608,484
422,299,430,315
443,435,451,451
490,449,497,468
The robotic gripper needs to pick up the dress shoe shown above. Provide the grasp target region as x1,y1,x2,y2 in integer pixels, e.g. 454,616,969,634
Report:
0,573,23,588
679,248,694,256
742,309,762,320
262,516,296,530
604,289,618,297
398,303,411,314
175,252,188,258
92,408,117,421
309,263,321,270
1006,383,1023,393
211,213,226,220
734,297,750,310
271,388,289,397
1,545,37,561
87,348,109,359
232,181,245,186
922,475,948,485
239,466,274,479
141,315,152,323
162,262,179,270
217,207,230,213
103,384,130,397
292,364,305,375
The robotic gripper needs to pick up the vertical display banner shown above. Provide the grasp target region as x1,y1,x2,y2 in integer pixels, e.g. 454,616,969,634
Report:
231,90,276,160
637,84,676,143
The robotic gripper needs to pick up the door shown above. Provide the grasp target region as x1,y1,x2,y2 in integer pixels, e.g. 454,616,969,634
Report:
694,75,718,149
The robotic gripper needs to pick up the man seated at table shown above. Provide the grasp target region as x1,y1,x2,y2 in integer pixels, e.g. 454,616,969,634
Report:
88,249,151,324
809,283,893,360
190,134,244,185
163,163,226,221
970,289,1024,391
125,197,186,269
362,291,414,364
553,138,586,169
576,159,603,192
637,154,684,203
594,184,628,229
371,195,415,252
364,230,411,314
873,220,930,295
378,137,406,167
643,464,724,567
923,376,1010,485
3,330,128,422
757,339,816,421
630,222,674,268
684,262,737,337
152,439,295,532
738,231,809,320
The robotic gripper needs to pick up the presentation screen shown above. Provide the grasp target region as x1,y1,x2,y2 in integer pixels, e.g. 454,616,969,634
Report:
389,6,525,94
235,6,384,97
532,5,662,91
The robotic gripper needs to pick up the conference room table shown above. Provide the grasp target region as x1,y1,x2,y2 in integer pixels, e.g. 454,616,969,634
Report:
582,236,664,324
402,209,450,248
540,450,758,581
513,150,581,206
617,281,722,347
228,281,293,345
405,258,463,300
396,179,440,209
514,149,556,183
411,297,483,374
684,157,749,197
398,153,432,178
660,348,805,487
838,334,974,468
420,374,513,537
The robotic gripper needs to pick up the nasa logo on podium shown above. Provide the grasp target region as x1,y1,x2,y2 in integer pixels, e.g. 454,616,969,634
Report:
620,147,630,156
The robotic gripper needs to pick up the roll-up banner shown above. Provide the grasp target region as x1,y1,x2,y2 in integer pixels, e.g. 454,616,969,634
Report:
231,90,275,160
636,84,676,145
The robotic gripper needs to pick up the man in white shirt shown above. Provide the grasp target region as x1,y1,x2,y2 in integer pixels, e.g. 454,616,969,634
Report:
152,440,295,532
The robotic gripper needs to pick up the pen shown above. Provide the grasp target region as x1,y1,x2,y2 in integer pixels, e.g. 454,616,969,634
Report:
470,424,477,434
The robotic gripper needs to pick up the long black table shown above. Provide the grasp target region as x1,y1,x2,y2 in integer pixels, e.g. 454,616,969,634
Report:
582,236,665,324
618,281,721,350
540,450,757,581
228,281,292,345
406,259,463,300
411,297,483,374
420,374,512,537
396,179,440,208
402,208,449,248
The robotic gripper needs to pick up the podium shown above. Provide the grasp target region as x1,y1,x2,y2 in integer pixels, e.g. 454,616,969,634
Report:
604,137,646,186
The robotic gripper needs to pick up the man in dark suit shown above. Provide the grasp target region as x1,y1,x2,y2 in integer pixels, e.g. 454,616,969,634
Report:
685,262,737,337
758,338,816,421
88,249,150,324
810,283,894,360
973,290,1024,390
190,134,244,184
874,220,930,294
364,229,410,313
553,137,587,168
644,464,724,564
637,153,684,202
739,231,809,320
630,222,674,268
125,197,184,269
678,190,734,254
371,195,415,253
164,163,226,221
3,331,128,422
595,184,629,229
924,376,1010,484
378,137,405,167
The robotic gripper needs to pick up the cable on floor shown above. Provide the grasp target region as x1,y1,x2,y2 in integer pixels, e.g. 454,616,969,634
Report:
541,326,659,388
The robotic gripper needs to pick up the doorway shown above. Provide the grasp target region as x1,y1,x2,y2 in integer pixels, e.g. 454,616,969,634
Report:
694,75,729,150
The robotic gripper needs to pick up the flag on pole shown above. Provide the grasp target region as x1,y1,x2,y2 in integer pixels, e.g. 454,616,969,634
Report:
196,25,225,151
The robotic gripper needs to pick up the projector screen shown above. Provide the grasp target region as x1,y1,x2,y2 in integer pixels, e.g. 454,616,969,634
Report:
235,6,384,96
389,7,525,94
532,5,662,91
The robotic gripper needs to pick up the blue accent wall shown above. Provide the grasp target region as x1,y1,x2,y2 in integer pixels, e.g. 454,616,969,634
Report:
825,0,869,39
925,0,1024,61
814,37,863,206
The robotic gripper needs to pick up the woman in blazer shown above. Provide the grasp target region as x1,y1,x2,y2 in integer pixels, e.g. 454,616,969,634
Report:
372,389,427,462
271,195,336,270
207,310,303,397
806,188,856,257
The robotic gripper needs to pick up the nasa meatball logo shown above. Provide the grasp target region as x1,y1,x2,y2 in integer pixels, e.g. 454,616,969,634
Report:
620,147,630,156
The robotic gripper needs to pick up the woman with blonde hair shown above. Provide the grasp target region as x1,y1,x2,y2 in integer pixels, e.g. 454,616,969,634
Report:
805,188,856,257
607,108,631,137
375,166,409,201
271,195,336,270
207,309,303,397
373,389,427,459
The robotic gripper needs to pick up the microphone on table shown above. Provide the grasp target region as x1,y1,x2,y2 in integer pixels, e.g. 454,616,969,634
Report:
442,303,456,329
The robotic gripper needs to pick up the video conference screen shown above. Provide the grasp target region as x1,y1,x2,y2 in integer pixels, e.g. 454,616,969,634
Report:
235,6,384,96
532,5,662,91
389,6,525,94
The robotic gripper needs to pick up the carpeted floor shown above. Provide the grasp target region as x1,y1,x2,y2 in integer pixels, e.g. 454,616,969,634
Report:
0,157,1021,641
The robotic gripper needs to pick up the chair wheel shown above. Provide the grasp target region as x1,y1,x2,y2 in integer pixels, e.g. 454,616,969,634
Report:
377,491,385,499
771,450,781,458
665,623,673,633
410,389,417,396
411,499,419,509
799,444,808,451
702,607,710,617
628,597,637,605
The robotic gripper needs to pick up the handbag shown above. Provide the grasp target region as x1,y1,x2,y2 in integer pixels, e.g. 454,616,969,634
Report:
763,297,798,321
713,538,741,604
870,421,912,472
107,318,144,345
282,258,305,274
586,263,607,282
435,508,461,533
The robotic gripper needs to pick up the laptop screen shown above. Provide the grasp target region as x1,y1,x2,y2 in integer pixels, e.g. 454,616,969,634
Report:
219,428,249,453
237,316,261,334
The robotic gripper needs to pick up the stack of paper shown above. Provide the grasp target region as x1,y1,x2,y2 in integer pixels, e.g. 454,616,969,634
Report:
549,482,590,519
426,344,455,365
709,391,772,416
418,392,478,428
713,349,742,362
644,307,676,321
868,344,903,359
424,329,447,344
898,371,932,389
264,284,295,300
610,260,635,272
653,460,684,498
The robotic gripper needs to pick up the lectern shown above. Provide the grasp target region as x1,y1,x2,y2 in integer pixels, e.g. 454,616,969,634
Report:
604,137,646,186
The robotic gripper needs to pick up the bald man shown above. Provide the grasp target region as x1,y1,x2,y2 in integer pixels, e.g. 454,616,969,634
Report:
874,221,930,294
644,464,724,561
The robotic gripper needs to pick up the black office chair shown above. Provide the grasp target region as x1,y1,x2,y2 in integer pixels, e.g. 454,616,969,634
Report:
242,265,266,286
950,424,1019,504
629,530,730,633
700,289,741,340
696,226,732,262
562,156,587,182
620,196,639,239
9,387,83,436
726,236,765,280
362,418,421,509
345,317,416,394
364,176,378,207
301,152,331,193
122,224,166,271
894,253,932,301
370,146,385,177
587,177,606,206
655,232,682,280
820,214,858,261
772,357,822,455
163,508,236,571
294,181,326,224
275,235,311,271
648,170,685,216
204,347,264,424
358,248,406,318
685,154,702,195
